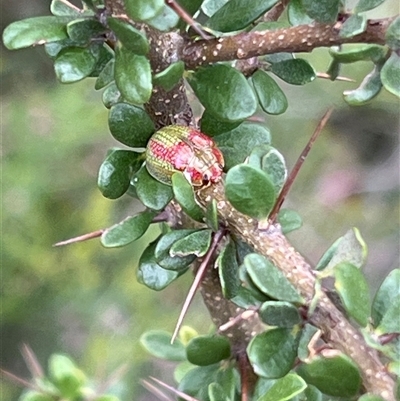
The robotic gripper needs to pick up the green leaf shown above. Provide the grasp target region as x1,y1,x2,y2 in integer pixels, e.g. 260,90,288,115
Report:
214,122,271,169
51,0,81,16
98,149,143,199
95,396,120,401
261,147,287,194
89,43,113,77
324,228,368,271
144,5,180,31
19,391,55,401
375,295,400,335
259,301,301,328
270,59,316,85
102,83,122,109
301,0,340,23
153,61,185,91
188,65,257,122
355,0,386,13
297,324,319,361
277,209,302,234
206,0,279,32
178,0,204,18
209,383,230,401
205,199,219,232
114,46,152,104
297,354,362,397
137,241,180,290
178,364,220,401
140,330,186,360
287,0,314,25
170,229,212,257
265,52,294,64
66,18,105,44
3,16,70,50
171,172,204,222
54,47,97,83
343,65,383,105
95,59,114,90
326,58,341,80
44,38,75,59
107,18,149,55
200,109,242,137
329,44,387,63
385,16,400,50
225,164,276,219
247,328,300,378
134,165,173,210
315,237,342,271
155,229,198,271
381,52,400,98
340,14,367,38
333,262,370,327
245,253,304,303
251,70,288,115
124,0,164,21
202,0,229,17
49,354,86,398
217,239,240,299
186,335,231,366
101,209,156,247
258,373,307,401
372,269,400,326
108,103,155,147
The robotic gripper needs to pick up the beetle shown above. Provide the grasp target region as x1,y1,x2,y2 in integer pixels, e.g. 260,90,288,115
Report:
146,125,224,187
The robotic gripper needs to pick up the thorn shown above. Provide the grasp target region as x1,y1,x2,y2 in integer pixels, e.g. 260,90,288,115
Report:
0,369,37,390
53,229,104,247
141,379,173,401
219,309,257,332
316,72,355,82
96,363,129,394
171,229,226,344
21,344,44,378
148,376,201,401
269,107,334,223
164,0,213,40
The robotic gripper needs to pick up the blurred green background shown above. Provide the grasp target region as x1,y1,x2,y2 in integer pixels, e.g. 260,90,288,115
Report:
1,1,399,400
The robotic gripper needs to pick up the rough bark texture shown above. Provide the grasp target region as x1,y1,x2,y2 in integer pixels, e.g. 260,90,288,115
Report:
104,1,396,399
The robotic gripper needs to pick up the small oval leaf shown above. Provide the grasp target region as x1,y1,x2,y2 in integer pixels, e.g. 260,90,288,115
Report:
98,149,143,199
101,209,156,247
107,17,149,55
206,0,279,32
170,229,212,257
247,328,300,378
3,16,70,50
277,209,302,234
171,172,204,222
259,301,301,328
125,0,164,21
251,70,288,115
114,46,152,104
270,59,316,85
137,241,180,290
108,102,155,147
245,253,304,303
339,14,367,38
258,373,307,401
302,0,340,23
153,61,185,91
186,335,231,366
381,52,400,98
140,330,186,360
188,64,257,122
217,239,241,299
297,354,362,397
54,47,97,83
134,165,173,210
225,164,276,219
215,122,271,169
333,262,370,327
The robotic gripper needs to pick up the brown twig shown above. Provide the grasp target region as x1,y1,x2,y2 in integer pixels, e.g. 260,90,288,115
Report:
269,107,333,222
182,18,393,69
53,229,104,247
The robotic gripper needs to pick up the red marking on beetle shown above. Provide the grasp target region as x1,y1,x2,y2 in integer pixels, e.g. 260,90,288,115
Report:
146,126,225,186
